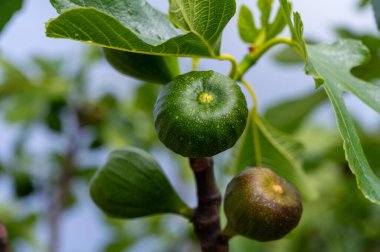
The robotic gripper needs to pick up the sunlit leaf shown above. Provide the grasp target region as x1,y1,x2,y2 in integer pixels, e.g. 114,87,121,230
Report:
46,0,235,57
306,39,380,113
306,39,380,204
336,28,380,81
280,0,307,57
266,7,287,40
238,5,259,44
258,0,273,28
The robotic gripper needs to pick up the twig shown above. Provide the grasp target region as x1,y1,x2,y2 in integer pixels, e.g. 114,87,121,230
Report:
190,157,229,252
48,128,78,252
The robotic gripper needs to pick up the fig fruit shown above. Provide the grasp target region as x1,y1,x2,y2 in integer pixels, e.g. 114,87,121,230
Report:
154,70,248,157
103,48,180,84
90,147,190,218
224,167,303,241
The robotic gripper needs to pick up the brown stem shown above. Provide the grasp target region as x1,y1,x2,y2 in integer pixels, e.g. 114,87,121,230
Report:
0,222,12,252
190,157,229,252
48,130,78,252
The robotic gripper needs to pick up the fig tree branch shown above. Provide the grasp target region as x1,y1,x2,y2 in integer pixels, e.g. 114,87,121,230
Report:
190,157,229,252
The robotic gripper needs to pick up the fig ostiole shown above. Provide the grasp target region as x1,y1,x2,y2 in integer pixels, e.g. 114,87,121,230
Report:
154,70,248,158
223,167,303,242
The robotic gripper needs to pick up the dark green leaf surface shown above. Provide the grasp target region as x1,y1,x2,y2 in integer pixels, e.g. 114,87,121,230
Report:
0,0,23,33
373,0,380,30
264,89,327,133
46,0,235,57
237,5,259,44
103,48,180,84
90,147,191,218
227,113,317,200
306,39,380,203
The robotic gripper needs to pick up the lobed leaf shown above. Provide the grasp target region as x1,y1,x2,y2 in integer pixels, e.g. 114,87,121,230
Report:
46,0,235,57
280,1,380,203
306,39,380,203
306,39,380,113
336,28,380,81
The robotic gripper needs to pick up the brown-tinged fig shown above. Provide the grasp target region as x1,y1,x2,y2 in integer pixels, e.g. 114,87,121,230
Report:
223,167,303,241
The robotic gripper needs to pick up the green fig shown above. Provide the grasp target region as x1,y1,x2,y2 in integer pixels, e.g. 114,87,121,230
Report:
154,70,248,158
90,147,191,218
103,48,180,84
224,167,303,241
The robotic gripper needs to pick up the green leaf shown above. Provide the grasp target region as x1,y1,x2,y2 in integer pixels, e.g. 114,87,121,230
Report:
266,7,287,40
323,81,380,204
0,0,23,33
306,39,380,113
258,0,273,28
227,113,318,200
238,5,259,44
264,89,327,134
306,39,380,203
90,147,191,219
373,0,380,30
46,0,235,57
335,28,380,81
280,0,307,57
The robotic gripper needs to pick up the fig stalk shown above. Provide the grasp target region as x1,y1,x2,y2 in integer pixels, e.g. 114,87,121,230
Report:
190,157,229,252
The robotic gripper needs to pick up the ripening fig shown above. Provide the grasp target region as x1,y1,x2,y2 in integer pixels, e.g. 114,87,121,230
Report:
224,167,303,241
154,70,248,158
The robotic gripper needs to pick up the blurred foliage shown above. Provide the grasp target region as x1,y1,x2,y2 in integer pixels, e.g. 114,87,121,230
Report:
1,45,378,251
0,47,194,251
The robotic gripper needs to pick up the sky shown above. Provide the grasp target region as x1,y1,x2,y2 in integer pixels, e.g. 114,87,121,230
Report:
0,0,379,251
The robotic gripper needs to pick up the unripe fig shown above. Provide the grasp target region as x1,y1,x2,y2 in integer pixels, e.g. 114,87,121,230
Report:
224,167,302,241
103,48,180,84
154,71,248,158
